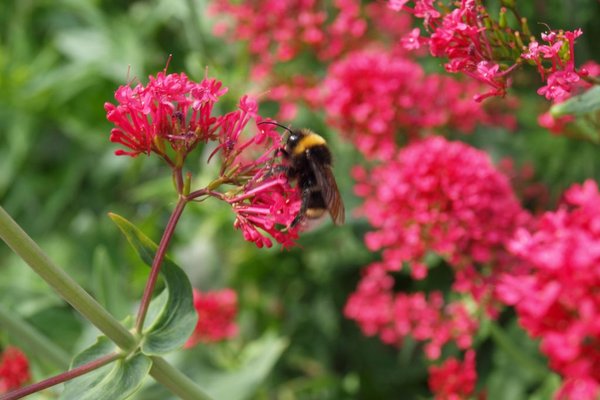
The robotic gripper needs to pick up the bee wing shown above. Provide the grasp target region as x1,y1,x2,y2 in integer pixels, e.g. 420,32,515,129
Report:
307,155,345,225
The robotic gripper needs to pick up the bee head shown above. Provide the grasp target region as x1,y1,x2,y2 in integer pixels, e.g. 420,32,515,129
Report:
258,121,299,154
284,130,303,154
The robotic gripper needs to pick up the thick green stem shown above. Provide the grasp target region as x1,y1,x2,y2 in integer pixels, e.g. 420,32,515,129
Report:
150,357,213,400
0,305,70,369
0,206,213,400
0,206,136,351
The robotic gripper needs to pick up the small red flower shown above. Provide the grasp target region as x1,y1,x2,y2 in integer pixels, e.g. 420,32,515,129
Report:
428,350,477,400
185,288,239,347
0,346,30,394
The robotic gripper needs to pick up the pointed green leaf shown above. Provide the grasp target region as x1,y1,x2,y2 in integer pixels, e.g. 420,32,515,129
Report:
108,213,197,355
551,85,600,116
62,337,152,400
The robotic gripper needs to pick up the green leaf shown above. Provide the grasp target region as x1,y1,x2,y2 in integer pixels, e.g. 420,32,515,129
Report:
109,213,197,355
200,333,288,400
551,85,600,116
62,337,152,400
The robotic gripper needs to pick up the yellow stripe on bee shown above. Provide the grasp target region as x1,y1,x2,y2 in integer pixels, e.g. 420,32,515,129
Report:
293,131,327,155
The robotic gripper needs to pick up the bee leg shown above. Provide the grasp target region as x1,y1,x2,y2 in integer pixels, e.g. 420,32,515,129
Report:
291,187,311,227
263,148,292,178
263,164,291,180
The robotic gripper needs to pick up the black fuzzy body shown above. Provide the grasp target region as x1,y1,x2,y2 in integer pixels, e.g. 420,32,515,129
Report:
283,130,333,226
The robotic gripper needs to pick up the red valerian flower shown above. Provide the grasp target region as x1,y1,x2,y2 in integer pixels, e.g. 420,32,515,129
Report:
209,0,367,79
522,29,586,103
0,346,30,394
105,70,227,160
497,179,600,399
185,288,238,347
354,137,527,287
212,99,302,248
107,70,302,248
344,263,478,360
428,350,477,400
392,0,515,101
323,50,515,159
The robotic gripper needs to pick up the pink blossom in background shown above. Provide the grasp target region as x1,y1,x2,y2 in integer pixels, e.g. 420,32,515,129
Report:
344,263,478,360
353,136,527,290
428,350,478,400
523,29,585,103
537,60,600,133
323,50,515,159
209,0,367,79
185,288,239,347
497,179,600,399
0,347,30,394
391,0,513,101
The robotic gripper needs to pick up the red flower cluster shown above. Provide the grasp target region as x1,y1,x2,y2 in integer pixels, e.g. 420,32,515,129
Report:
344,264,478,360
323,50,514,159
105,71,227,159
538,60,600,134
185,288,238,347
523,29,588,103
0,347,30,394
391,1,591,105
209,0,367,79
391,0,517,101
428,350,477,400
106,71,301,248
345,137,529,395
353,137,527,290
498,179,600,400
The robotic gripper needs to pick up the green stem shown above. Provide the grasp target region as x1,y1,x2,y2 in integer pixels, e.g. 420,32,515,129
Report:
150,357,213,400
0,206,213,400
0,206,136,351
0,305,70,369
488,321,548,379
135,196,187,333
0,352,121,400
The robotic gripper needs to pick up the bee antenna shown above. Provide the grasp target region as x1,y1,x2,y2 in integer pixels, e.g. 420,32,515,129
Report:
257,121,293,135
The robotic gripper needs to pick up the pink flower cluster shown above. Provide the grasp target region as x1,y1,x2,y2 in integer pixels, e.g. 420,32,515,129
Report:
323,50,514,159
538,60,600,133
353,136,527,289
391,1,593,105
209,0,367,79
346,137,527,394
428,350,477,400
105,71,227,159
0,347,30,394
106,71,301,248
185,288,239,347
344,264,478,360
391,0,515,101
498,179,600,400
523,29,588,103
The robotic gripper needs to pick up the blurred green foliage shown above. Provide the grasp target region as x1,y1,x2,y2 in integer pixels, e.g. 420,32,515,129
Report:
1,0,599,399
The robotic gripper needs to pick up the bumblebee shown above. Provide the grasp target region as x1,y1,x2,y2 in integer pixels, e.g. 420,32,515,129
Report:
259,122,345,228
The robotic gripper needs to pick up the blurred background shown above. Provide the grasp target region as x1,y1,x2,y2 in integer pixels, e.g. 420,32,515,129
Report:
1,0,600,399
